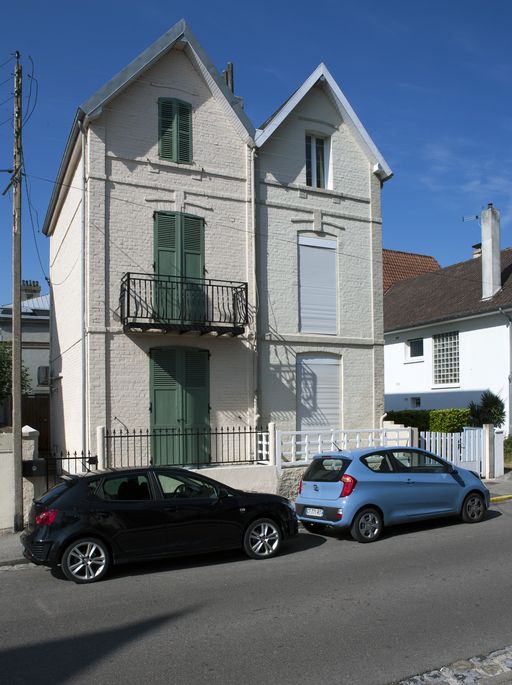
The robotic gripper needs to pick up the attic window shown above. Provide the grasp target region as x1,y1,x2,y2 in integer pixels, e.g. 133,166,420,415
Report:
158,98,192,163
305,135,330,189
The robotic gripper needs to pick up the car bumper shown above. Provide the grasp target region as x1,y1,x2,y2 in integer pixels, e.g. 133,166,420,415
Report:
295,501,350,528
20,530,57,567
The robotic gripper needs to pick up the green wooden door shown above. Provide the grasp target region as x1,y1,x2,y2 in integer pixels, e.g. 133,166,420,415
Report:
154,212,204,324
150,347,210,465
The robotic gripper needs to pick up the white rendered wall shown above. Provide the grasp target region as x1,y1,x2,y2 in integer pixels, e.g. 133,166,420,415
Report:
384,314,510,430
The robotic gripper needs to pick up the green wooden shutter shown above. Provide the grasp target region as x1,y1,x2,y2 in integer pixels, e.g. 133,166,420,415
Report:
182,215,205,323
183,348,210,464
154,212,178,276
158,98,175,161
154,212,179,321
183,349,209,429
182,215,204,279
158,98,192,162
176,101,192,163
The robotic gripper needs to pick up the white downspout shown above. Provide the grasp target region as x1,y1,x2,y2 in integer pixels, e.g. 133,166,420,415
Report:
78,120,87,456
250,145,259,426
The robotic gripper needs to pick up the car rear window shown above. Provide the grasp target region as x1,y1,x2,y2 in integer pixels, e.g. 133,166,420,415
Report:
303,457,350,482
37,479,74,505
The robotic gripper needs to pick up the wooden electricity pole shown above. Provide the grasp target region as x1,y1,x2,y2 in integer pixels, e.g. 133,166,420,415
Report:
12,51,23,531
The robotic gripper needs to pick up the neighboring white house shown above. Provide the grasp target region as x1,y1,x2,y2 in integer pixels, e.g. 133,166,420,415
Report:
384,204,512,434
0,281,50,422
43,19,392,459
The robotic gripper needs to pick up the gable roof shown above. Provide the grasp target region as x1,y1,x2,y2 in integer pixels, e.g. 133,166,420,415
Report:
43,19,255,236
383,249,440,292
384,248,512,332
254,63,392,181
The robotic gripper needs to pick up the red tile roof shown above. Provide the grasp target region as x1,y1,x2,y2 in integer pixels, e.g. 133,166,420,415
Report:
383,249,440,292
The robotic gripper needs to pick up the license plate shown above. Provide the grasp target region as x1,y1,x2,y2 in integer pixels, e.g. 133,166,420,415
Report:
305,507,324,518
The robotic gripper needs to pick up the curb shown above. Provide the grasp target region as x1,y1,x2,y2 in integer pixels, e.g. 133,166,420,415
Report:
490,495,512,503
0,558,29,568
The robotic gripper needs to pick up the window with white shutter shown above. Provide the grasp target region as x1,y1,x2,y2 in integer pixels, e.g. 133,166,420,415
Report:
298,236,337,334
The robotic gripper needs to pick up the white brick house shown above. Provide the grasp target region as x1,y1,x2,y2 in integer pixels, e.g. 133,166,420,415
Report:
43,20,392,461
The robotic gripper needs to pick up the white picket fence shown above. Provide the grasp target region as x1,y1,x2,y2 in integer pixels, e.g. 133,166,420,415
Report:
275,427,413,468
419,428,484,474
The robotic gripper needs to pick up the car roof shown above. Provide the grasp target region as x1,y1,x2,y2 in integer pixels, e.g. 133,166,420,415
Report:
312,446,418,460
66,465,190,479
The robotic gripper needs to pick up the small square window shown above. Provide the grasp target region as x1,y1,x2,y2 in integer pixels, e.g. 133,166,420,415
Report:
305,135,330,189
410,397,421,408
408,339,424,358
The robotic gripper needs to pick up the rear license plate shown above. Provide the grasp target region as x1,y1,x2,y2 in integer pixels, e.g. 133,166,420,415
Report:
305,507,324,518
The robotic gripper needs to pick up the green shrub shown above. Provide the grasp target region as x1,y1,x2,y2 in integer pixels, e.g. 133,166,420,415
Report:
429,409,471,433
468,390,505,428
385,410,430,431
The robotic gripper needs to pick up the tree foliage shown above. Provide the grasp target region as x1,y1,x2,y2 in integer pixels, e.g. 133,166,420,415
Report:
468,390,505,428
0,342,32,404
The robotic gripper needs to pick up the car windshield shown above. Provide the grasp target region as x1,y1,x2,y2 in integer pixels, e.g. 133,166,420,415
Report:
303,457,350,482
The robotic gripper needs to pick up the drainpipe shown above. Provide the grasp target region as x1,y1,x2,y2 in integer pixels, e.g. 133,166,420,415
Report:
499,307,512,436
78,120,87,456
250,145,259,426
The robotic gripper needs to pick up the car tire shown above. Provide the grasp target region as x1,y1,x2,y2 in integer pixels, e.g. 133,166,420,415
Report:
61,537,110,584
302,521,326,534
243,518,282,559
350,508,383,543
461,492,486,523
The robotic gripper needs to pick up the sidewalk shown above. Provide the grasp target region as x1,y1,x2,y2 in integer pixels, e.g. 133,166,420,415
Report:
1,472,511,567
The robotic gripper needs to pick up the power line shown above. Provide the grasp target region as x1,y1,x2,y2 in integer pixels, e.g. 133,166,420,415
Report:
0,55,15,69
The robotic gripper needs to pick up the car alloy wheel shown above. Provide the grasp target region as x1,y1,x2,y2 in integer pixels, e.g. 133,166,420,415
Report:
243,518,282,559
462,493,486,523
61,538,110,583
351,507,383,543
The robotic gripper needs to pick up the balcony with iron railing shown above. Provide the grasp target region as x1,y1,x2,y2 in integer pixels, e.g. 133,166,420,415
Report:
120,273,248,336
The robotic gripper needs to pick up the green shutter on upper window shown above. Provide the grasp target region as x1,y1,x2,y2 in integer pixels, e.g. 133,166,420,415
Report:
177,101,192,163
158,98,192,163
158,98,175,161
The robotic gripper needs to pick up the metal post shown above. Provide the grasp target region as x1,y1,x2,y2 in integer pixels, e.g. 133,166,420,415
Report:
12,53,23,530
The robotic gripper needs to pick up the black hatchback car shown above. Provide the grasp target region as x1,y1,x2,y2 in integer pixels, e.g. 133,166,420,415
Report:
21,467,298,583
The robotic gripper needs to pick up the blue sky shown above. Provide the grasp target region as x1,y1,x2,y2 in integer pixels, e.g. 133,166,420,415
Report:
0,0,511,303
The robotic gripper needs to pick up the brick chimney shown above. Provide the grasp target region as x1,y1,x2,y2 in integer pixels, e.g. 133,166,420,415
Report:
20,280,41,302
481,204,501,300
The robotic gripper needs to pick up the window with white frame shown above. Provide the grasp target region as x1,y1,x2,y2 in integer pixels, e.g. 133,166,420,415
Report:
298,236,337,334
305,134,330,189
433,331,459,385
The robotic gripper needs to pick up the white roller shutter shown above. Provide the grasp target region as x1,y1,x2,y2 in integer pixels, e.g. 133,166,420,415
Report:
299,236,337,334
298,355,341,431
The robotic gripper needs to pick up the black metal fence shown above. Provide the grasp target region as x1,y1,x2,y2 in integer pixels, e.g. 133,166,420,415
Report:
120,273,248,335
105,426,269,469
47,451,98,489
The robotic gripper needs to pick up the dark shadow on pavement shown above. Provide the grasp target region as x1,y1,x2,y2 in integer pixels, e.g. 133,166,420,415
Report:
0,611,194,684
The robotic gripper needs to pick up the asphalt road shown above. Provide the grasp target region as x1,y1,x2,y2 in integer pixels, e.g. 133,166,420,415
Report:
2,502,512,685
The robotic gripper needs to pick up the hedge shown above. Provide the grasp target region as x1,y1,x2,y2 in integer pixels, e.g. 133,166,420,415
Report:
385,408,471,433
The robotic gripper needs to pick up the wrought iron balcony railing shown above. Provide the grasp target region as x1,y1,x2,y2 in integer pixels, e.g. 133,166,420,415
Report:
120,273,248,336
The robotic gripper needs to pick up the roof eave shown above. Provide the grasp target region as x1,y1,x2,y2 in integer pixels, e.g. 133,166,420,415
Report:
255,63,392,180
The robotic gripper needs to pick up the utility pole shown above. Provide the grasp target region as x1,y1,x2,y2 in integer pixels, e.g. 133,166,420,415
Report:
12,52,23,531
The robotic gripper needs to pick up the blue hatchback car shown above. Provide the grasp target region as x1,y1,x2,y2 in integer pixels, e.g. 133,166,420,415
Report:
295,447,490,542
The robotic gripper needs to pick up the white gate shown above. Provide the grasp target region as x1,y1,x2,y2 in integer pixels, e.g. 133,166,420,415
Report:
419,428,484,475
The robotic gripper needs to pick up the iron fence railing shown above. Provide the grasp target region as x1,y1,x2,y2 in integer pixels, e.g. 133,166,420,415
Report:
47,451,98,488
105,426,269,468
120,272,248,335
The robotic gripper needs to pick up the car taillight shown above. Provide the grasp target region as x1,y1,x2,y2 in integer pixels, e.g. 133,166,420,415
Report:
35,509,58,526
298,480,303,494
340,475,357,497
